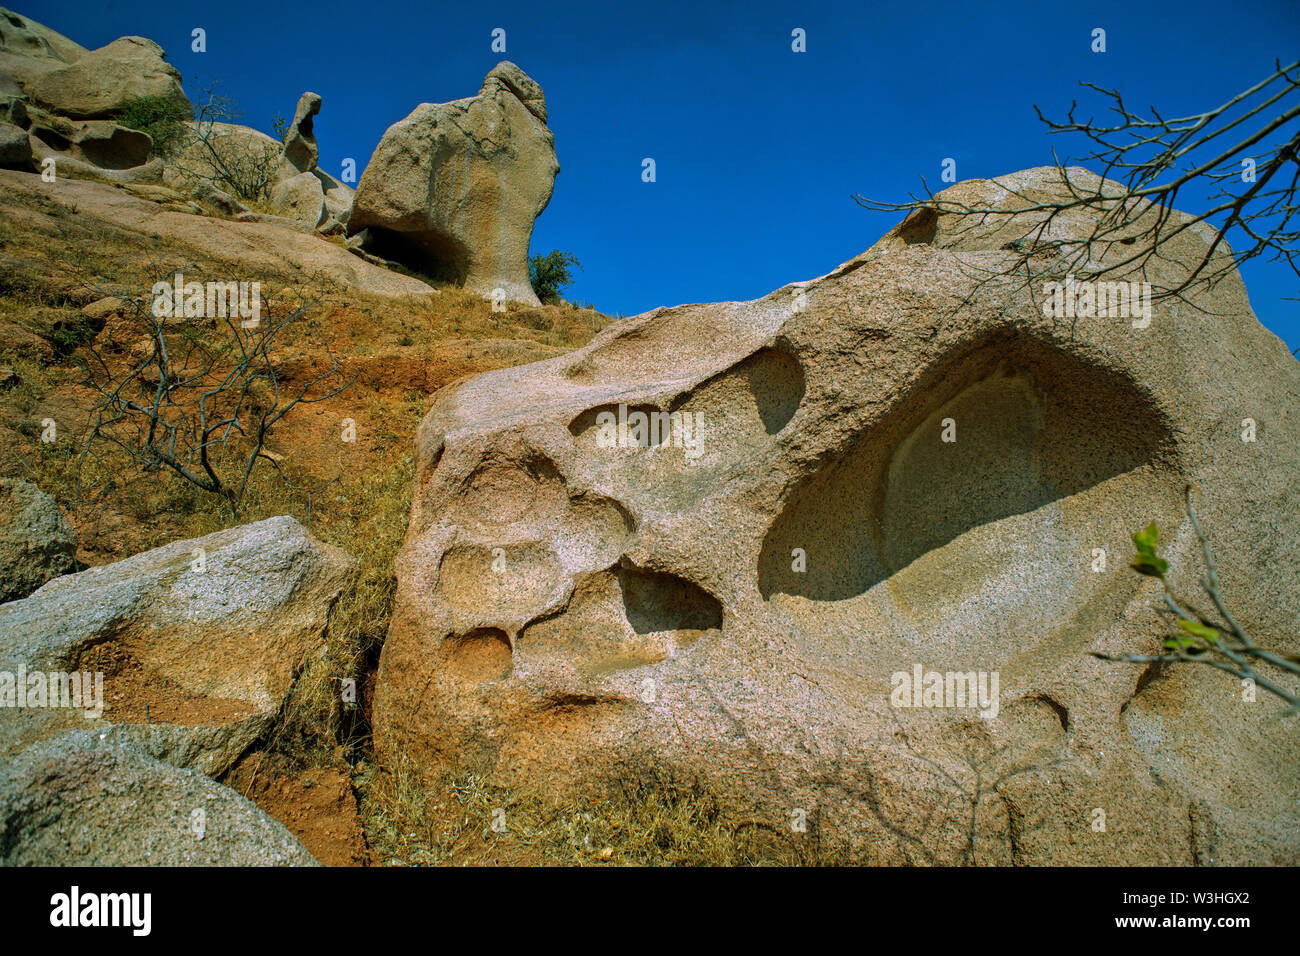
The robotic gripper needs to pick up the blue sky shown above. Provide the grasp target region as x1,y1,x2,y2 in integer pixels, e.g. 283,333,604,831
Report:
27,0,1300,349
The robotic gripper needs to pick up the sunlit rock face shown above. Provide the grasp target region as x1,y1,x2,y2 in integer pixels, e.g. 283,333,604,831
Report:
349,61,559,306
376,167,1300,864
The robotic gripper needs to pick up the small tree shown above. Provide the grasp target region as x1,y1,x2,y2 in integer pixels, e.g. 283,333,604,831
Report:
76,272,353,513
529,249,583,304
1095,487,1300,713
170,83,283,203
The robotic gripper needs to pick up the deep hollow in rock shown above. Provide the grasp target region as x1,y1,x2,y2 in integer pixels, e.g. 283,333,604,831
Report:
759,333,1173,601
670,345,806,437
616,563,723,635
446,627,513,682
361,226,470,285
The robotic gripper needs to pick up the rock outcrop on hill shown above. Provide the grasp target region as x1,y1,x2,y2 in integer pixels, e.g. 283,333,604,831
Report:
28,36,190,120
0,516,354,864
0,9,189,121
0,12,357,234
0,10,175,183
374,166,1300,865
0,6,89,88
350,61,559,305
0,169,431,296
282,91,321,175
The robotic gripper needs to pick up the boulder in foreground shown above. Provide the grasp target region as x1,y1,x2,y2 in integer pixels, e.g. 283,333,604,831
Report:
375,166,1300,865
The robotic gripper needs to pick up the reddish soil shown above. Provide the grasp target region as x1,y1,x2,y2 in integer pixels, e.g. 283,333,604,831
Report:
225,752,372,867
83,641,258,726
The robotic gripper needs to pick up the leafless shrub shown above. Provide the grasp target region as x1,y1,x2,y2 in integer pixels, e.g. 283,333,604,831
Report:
74,270,353,513
855,59,1300,322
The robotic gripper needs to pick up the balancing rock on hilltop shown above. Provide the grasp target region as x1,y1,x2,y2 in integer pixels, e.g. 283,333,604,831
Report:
373,165,1300,865
349,61,559,306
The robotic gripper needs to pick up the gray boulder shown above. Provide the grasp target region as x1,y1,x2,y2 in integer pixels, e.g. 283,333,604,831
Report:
0,515,355,777
0,730,319,865
0,478,76,603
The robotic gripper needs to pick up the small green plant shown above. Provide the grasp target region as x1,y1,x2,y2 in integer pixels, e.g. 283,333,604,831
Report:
1095,487,1300,713
113,94,193,158
528,249,582,304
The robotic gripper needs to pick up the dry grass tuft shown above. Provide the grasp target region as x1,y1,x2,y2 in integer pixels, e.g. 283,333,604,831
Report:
360,758,845,866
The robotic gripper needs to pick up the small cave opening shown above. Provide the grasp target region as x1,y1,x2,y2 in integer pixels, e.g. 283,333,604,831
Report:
616,563,723,635
358,227,470,286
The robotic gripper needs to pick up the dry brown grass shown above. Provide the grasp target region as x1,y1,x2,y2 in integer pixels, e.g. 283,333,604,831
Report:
360,756,844,867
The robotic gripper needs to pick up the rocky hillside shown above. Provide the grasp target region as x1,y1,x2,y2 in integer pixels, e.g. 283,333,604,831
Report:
0,7,610,866
0,7,1296,867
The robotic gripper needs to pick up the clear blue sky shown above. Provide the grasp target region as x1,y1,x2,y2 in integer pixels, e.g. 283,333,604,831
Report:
26,0,1300,349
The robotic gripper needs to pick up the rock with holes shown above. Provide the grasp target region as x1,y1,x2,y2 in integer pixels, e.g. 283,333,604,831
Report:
28,117,151,170
376,166,1300,865
0,515,354,778
348,61,558,305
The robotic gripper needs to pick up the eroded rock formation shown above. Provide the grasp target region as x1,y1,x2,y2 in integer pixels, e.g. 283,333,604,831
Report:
375,166,1300,864
349,61,559,305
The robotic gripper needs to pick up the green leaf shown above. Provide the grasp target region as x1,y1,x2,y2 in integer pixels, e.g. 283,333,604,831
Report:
1130,556,1168,577
1133,521,1160,555
1177,619,1220,644
1164,634,1205,654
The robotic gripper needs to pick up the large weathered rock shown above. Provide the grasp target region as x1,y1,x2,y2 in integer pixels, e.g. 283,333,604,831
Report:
0,117,27,167
26,131,163,183
349,61,559,305
0,7,87,91
0,730,318,865
0,515,350,864
0,478,76,603
271,169,326,228
375,166,1300,865
28,35,191,120
315,167,353,229
0,515,354,777
163,120,281,194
